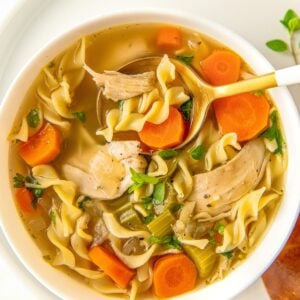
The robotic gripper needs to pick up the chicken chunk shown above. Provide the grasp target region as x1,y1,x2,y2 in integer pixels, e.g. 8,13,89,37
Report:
188,139,267,213
84,66,155,101
62,141,147,200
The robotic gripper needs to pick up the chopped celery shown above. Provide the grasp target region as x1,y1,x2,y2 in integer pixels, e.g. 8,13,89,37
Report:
183,244,219,278
119,208,143,228
147,209,175,236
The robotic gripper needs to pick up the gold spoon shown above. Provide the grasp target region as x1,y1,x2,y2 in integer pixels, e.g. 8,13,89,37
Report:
99,57,300,149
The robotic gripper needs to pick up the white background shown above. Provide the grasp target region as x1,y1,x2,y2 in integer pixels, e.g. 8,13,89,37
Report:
0,0,299,299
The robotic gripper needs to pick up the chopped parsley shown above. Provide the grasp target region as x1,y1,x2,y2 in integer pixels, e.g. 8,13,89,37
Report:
158,149,178,160
13,173,25,188
179,98,193,121
261,110,284,154
176,54,194,65
191,144,207,160
141,196,153,211
77,196,92,211
128,168,159,193
72,111,86,123
49,210,57,224
149,235,181,250
221,251,233,259
144,214,155,224
170,203,183,213
26,109,40,128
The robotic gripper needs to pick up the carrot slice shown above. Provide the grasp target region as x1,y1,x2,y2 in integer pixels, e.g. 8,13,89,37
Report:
153,253,197,298
138,106,185,150
15,187,35,214
88,246,136,289
201,50,241,85
157,26,182,51
213,93,270,141
19,123,62,167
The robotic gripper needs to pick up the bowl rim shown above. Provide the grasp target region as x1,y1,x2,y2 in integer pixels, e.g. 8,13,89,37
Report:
0,7,299,300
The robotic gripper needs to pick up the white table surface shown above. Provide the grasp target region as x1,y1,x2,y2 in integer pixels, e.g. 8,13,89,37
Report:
0,0,299,299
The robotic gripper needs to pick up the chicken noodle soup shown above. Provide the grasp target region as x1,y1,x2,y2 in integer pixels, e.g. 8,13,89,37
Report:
9,23,287,299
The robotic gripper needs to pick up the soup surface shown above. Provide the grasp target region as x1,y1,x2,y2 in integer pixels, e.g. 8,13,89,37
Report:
9,23,287,299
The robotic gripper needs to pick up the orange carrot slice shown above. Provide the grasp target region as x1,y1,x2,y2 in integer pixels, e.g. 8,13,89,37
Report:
138,106,185,150
201,50,241,85
157,26,182,51
88,246,136,289
19,123,62,167
15,187,35,214
153,253,197,298
213,93,270,141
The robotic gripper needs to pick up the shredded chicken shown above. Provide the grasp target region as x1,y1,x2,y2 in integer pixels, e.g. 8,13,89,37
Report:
84,65,155,101
189,139,268,213
62,141,147,200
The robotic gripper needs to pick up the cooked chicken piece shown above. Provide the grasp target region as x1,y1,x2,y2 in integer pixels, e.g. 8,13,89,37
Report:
188,139,267,213
84,65,155,101
62,141,147,200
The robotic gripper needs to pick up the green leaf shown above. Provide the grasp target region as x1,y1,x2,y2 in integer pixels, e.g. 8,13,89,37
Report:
176,54,194,65
261,111,284,154
158,149,178,160
179,98,193,121
149,235,181,249
78,196,92,210
128,182,143,193
214,223,225,235
170,203,183,213
72,111,86,123
32,188,44,198
153,182,165,204
144,214,155,224
288,17,300,34
280,9,298,29
141,196,153,211
130,168,159,185
266,39,288,52
221,251,233,259
13,173,25,188
191,144,207,160
27,109,40,128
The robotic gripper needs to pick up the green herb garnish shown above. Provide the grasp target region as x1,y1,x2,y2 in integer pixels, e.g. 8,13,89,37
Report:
77,196,92,210
158,149,178,160
191,144,207,160
170,203,183,213
149,235,181,250
27,109,40,128
13,173,25,188
266,9,300,64
221,251,233,259
141,196,153,211
144,214,155,224
153,182,166,204
261,111,284,154
72,111,86,123
129,168,159,193
179,98,193,121
176,54,194,65
214,223,225,235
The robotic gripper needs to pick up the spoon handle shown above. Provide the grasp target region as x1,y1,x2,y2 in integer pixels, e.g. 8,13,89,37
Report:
212,64,300,99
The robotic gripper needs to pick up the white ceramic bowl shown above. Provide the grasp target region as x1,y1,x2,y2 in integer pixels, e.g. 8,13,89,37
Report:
0,9,299,300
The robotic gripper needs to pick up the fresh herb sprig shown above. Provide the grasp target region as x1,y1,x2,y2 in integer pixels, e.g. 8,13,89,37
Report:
72,111,86,123
266,9,300,64
190,144,207,160
179,98,193,121
158,149,178,160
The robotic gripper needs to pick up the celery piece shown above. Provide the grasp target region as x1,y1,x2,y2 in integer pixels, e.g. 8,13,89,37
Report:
183,244,219,278
147,209,175,237
119,208,142,228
